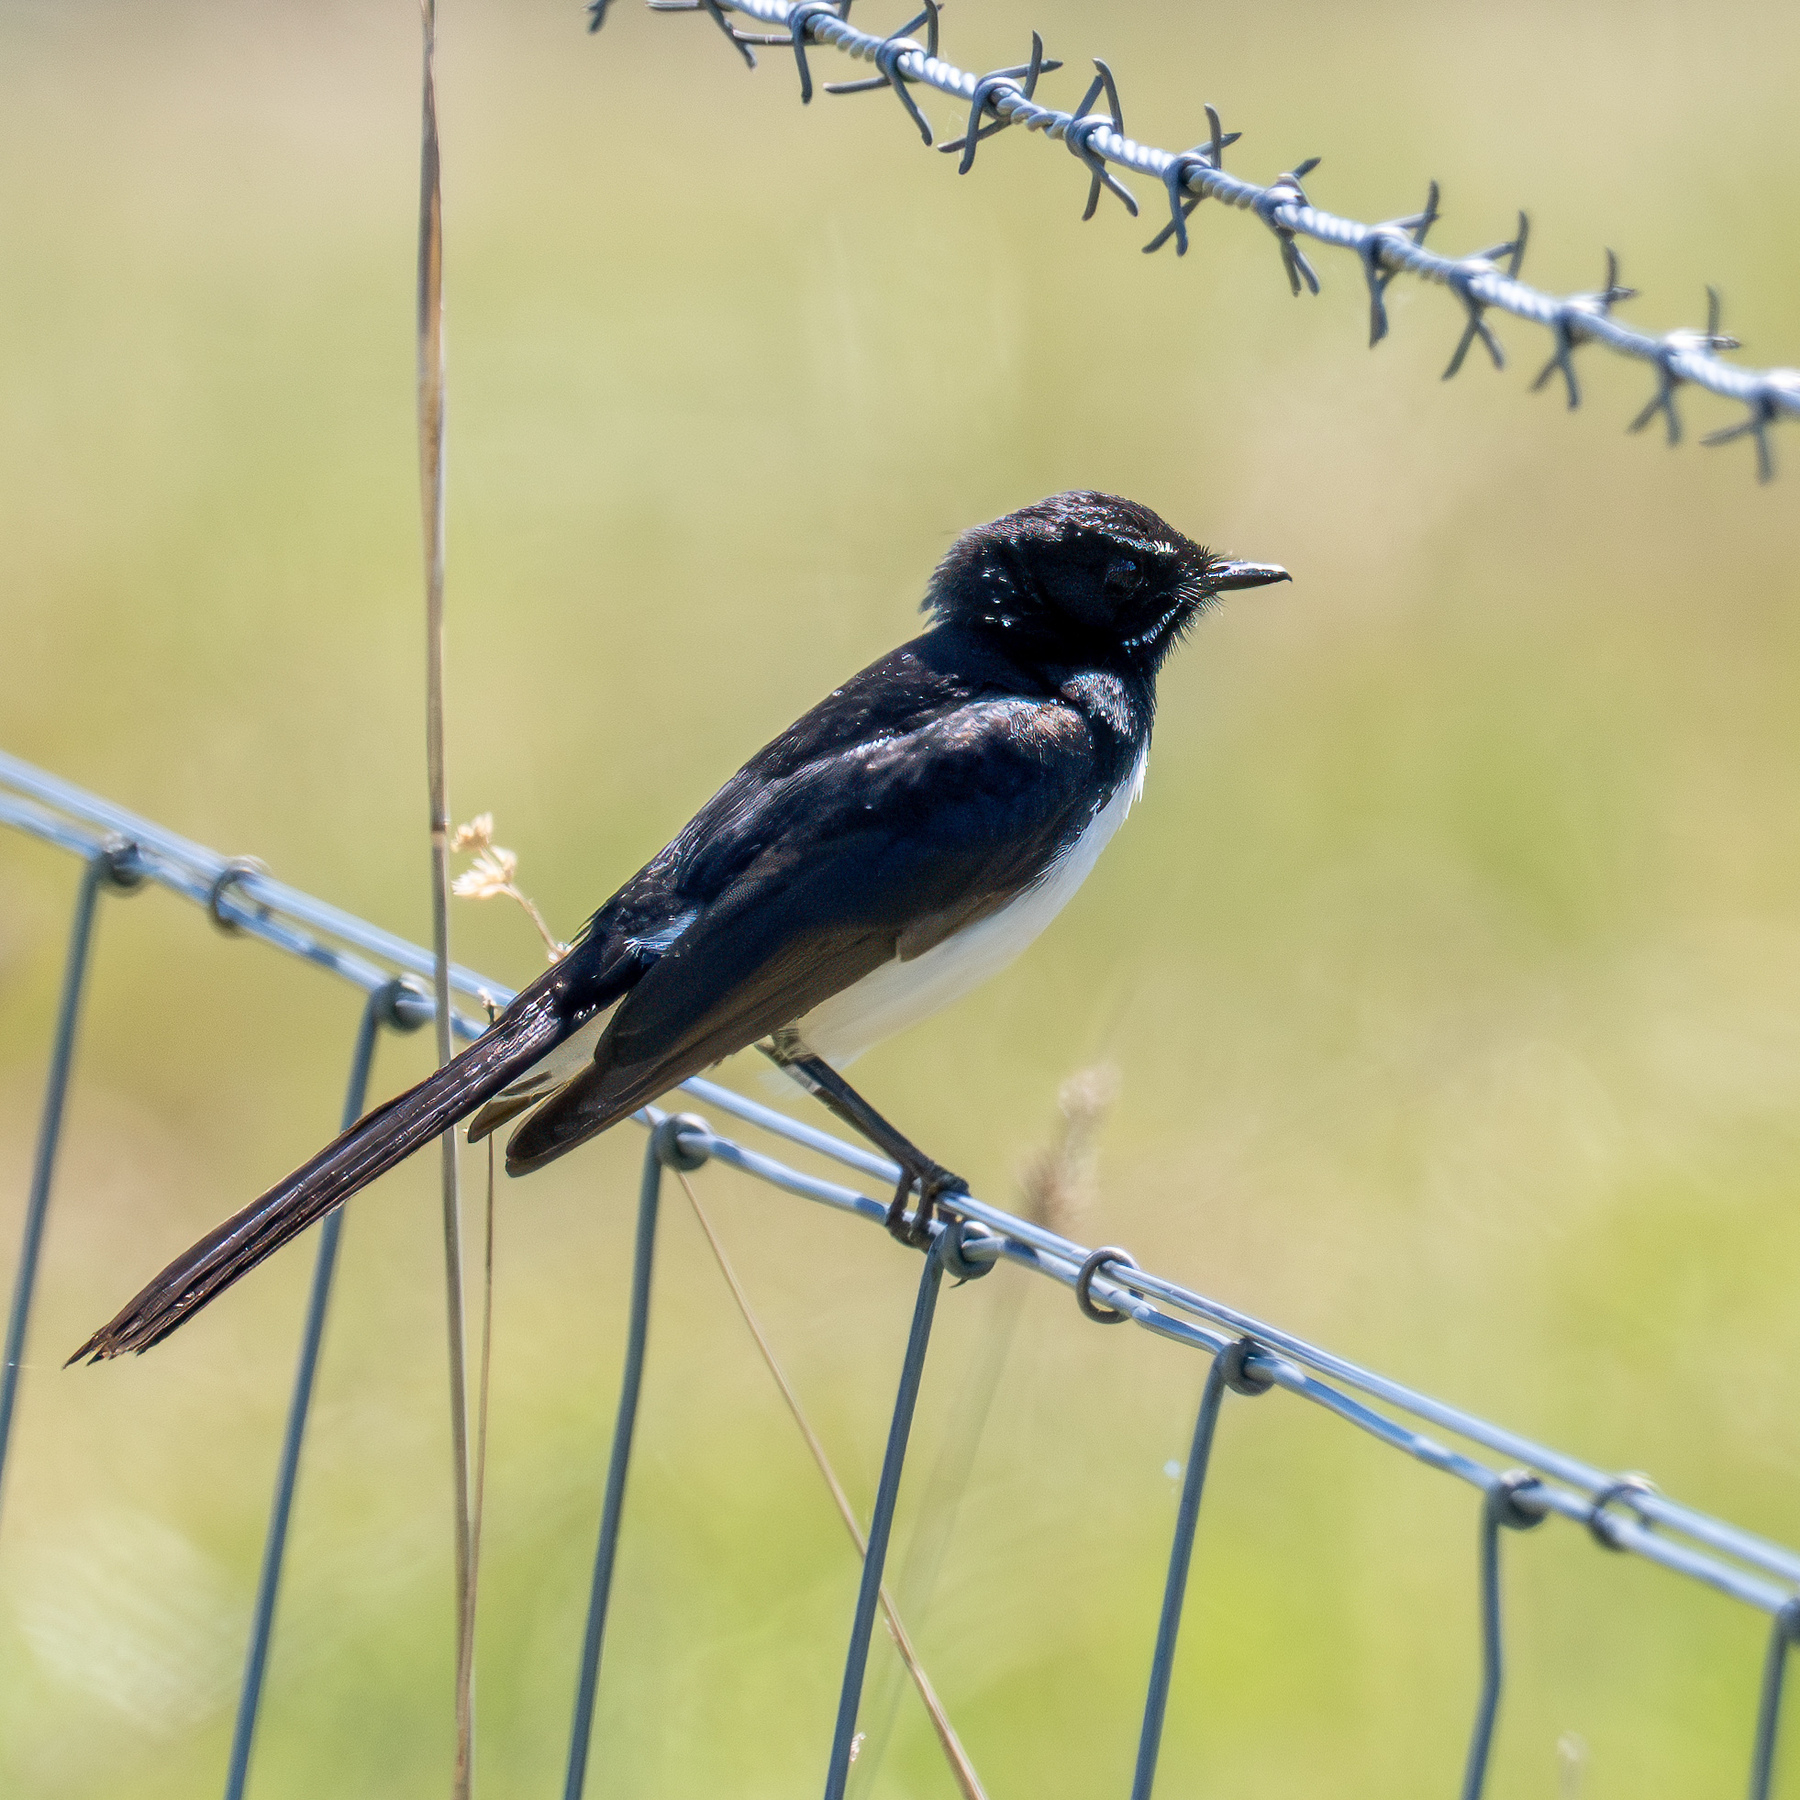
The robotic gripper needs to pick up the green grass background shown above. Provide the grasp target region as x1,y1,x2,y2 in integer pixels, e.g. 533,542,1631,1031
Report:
2,1,1798,1794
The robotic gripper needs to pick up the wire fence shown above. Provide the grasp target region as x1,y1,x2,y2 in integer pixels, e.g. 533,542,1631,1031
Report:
4,750,1799,1797
600,0,1800,482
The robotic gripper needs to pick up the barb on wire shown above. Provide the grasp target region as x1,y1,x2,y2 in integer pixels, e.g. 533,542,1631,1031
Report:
937,32,1060,172
1360,179,1440,346
1628,286,1739,447
1530,248,1637,410
824,2,941,145
787,0,847,102
1442,216,1530,379
603,0,1799,481
1059,60,1137,220
1142,104,1241,257
1703,383,1791,485
1254,160,1323,295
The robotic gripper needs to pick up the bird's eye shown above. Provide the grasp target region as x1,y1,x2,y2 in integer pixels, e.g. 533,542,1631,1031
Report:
1105,556,1143,593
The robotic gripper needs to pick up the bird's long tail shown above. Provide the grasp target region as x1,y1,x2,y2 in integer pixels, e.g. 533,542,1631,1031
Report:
71,996,566,1362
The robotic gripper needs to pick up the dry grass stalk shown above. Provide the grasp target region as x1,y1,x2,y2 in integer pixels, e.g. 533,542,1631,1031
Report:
1017,1064,1121,1236
673,1170,988,1800
413,2,475,1792
849,1065,1121,1788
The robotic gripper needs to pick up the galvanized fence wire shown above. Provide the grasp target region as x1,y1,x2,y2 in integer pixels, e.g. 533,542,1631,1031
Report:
599,0,1800,483
2,747,1798,1800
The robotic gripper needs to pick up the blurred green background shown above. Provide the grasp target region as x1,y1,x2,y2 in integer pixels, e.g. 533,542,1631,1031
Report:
2,1,1798,1795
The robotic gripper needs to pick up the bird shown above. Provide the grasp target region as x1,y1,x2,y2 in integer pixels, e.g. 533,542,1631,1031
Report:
73,491,1287,1361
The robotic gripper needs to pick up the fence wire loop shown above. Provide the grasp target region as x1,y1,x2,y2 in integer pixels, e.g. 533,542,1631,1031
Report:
937,1214,998,1283
1075,1244,1138,1322
1586,1473,1658,1551
1220,1335,1275,1397
374,977,434,1033
96,834,146,891
207,856,270,933
657,1110,712,1172
1489,1467,1548,1533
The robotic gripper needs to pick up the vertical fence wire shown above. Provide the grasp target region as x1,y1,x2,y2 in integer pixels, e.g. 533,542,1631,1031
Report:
222,978,427,1800
1749,1601,1800,1800
823,1235,947,1800
1131,1352,1225,1797
1458,1472,1546,1800
0,840,140,1535
564,1113,706,1800
1128,1336,1273,1798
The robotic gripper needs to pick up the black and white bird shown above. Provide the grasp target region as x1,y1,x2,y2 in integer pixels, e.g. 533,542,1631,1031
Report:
75,491,1287,1360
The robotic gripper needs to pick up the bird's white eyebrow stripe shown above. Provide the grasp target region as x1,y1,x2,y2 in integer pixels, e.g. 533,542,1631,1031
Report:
630,907,700,952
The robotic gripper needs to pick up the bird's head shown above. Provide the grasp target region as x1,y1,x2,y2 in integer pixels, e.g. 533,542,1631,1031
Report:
923,490,1288,673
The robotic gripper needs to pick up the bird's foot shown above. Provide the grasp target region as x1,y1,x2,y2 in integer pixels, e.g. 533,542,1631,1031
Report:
885,1163,970,1249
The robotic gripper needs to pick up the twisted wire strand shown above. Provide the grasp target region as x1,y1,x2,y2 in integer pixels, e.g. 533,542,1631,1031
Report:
649,0,1800,478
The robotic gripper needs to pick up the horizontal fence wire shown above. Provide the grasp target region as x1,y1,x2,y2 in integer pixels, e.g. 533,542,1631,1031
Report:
4,745,1799,1799
602,0,1800,482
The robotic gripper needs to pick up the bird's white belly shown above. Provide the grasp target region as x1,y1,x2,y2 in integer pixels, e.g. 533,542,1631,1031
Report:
793,748,1146,1066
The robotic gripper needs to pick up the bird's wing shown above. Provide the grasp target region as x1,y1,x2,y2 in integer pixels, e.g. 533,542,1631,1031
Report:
505,695,1105,1171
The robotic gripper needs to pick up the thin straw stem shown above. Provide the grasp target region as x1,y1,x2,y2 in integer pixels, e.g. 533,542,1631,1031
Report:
673,1172,986,1800
416,2,475,1792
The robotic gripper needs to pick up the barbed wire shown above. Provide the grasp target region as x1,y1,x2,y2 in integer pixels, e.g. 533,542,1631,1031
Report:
597,0,1800,483
3,749,1798,1797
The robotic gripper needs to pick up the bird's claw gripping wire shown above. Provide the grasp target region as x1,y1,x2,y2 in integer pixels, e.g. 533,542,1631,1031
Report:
1531,248,1637,410
887,1162,967,1249
1359,179,1441,346
1442,214,1530,379
1253,159,1324,295
937,31,1061,172
823,1,940,146
1141,103,1242,257
1056,60,1137,220
1630,286,1741,447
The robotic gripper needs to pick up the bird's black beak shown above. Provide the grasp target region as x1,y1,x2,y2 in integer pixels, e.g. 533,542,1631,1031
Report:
1204,559,1291,592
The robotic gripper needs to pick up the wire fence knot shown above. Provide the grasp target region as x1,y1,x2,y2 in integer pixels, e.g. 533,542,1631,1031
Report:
1586,1474,1657,1551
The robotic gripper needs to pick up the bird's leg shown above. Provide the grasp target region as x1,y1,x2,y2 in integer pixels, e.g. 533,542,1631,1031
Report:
760,1033,968,1246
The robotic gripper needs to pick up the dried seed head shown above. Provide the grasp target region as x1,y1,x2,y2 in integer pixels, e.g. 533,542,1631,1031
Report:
1019,1063,1120,1235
